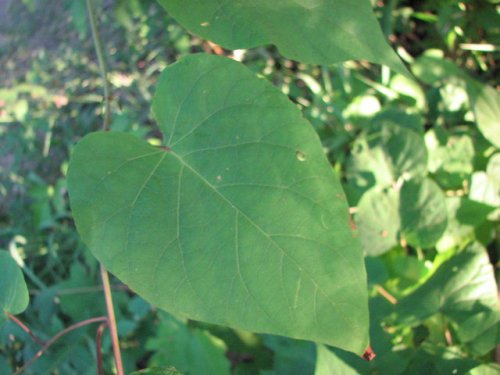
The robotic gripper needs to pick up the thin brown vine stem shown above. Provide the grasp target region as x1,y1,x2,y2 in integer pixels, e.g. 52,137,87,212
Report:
100,264,124,375
85,1,123,372
96,321,108,375
13,316,107,375
374,285,398,305
86,0,112,130
7,312,45,346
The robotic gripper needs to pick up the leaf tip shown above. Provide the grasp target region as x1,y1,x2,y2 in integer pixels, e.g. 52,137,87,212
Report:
362,345,376,361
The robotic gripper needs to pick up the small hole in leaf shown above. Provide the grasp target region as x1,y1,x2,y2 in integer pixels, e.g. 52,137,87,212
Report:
296,150,306,162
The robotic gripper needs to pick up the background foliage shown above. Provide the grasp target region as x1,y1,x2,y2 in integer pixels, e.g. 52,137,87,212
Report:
0,0,499,373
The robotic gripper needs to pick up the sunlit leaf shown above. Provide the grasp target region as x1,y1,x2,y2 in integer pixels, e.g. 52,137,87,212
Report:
466,363,500,375
67,54,369,354
412,53,500,148
425,129,475,190
469,153,500,221
468,83,500,148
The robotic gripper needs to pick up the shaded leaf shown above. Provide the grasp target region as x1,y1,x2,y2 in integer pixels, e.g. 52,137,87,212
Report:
346,124,428,203
0,251,29,318
399,179,448,249
314,344,366,375
397,243,500,355
436,197,494,252
68,54,369,354
356,178,447,256
262,335,315,375
157,0,408,76
130,367,184,375
146,312,230,375
403,343,478,375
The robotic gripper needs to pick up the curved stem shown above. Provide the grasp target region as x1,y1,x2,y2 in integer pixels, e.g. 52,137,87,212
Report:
7,312,45,346
14,316,107,375
100,264,124,375
86,0,112,130
96,321,108,375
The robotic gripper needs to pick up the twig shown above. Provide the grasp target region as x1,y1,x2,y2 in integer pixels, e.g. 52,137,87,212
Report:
7,312,45,347
100,264,124,375
375,285,398,305
14,316,107,375
85,1,124,372
86,0,112,130
96,321,108,375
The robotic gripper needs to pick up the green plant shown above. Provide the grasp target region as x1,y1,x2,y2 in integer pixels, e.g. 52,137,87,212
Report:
1,0,499,374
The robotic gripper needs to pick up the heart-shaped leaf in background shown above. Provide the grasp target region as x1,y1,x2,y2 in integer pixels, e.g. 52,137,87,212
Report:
0,251,29,325
396,242,500,356
354,178,448,256
157,0,408,77
67,54,369,354
146,312,230,375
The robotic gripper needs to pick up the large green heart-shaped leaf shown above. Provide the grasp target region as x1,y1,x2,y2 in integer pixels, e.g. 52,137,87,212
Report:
68,54,369,354
157,0,407,76
0,251,29,323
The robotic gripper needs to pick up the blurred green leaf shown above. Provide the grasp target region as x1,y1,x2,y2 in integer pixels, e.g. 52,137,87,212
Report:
402,343,478,375
436,197,495,252
426,129,475,190
69,0,88,38
389,74,427,111
0,251,29,320
146,312,230,375
356,178,447,255
466,363,500,375
397,243,500,355
372,109,424,134
412,53,500,148
131,368,184,375
468,83,500,148
469,153,500,220
346,124,428,203
262,335,315,375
